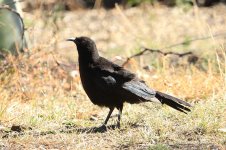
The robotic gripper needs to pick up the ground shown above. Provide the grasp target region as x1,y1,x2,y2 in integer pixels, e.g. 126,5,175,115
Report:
0,3,226,150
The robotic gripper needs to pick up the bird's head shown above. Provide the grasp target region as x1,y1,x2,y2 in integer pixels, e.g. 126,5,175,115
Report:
67,36,99,60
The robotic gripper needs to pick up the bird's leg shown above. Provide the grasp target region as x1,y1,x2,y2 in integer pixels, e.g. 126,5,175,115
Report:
117,105,123,128
102,107,114,127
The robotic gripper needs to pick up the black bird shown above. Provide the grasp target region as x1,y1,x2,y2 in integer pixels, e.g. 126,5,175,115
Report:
67,36,191,128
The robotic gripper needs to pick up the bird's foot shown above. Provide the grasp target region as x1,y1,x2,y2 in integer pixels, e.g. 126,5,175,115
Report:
99,124,107,129
93,124,107,132
93,124,120,133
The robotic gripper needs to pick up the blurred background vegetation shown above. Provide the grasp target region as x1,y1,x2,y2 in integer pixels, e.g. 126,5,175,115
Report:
21,0,226,11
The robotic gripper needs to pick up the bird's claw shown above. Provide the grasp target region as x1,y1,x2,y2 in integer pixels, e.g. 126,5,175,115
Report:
94,124,107,132
99,124,107,129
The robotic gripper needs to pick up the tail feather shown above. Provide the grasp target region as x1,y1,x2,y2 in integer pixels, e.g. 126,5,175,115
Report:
155,91,191,113
122,81,192,113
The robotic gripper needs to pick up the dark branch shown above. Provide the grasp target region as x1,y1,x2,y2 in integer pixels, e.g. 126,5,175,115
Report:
122,48,193,66
122,32,226,66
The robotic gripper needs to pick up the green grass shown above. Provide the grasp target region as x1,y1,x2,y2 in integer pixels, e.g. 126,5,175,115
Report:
0,96,225,149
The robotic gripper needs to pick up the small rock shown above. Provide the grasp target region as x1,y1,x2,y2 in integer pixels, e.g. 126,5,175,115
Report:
11,125,23,132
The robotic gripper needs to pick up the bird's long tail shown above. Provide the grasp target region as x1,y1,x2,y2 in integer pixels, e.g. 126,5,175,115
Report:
155,91,191,113
122,80,192,113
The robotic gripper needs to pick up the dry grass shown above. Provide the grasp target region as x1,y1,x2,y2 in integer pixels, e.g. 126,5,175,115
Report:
0,4,226,150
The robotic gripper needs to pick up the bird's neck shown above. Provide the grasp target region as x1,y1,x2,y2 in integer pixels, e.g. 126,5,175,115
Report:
78,50,99,64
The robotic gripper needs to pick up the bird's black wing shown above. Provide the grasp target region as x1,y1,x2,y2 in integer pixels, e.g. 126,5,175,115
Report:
91,64,157,102
90,57,157,103
89,57,136,91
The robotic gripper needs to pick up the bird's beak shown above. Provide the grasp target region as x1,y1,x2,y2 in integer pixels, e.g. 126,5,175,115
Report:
66,37,76,42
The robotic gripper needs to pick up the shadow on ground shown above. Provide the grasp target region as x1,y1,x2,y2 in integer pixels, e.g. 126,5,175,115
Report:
61,124,119,133
1,122,149,138
1,124,119,138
